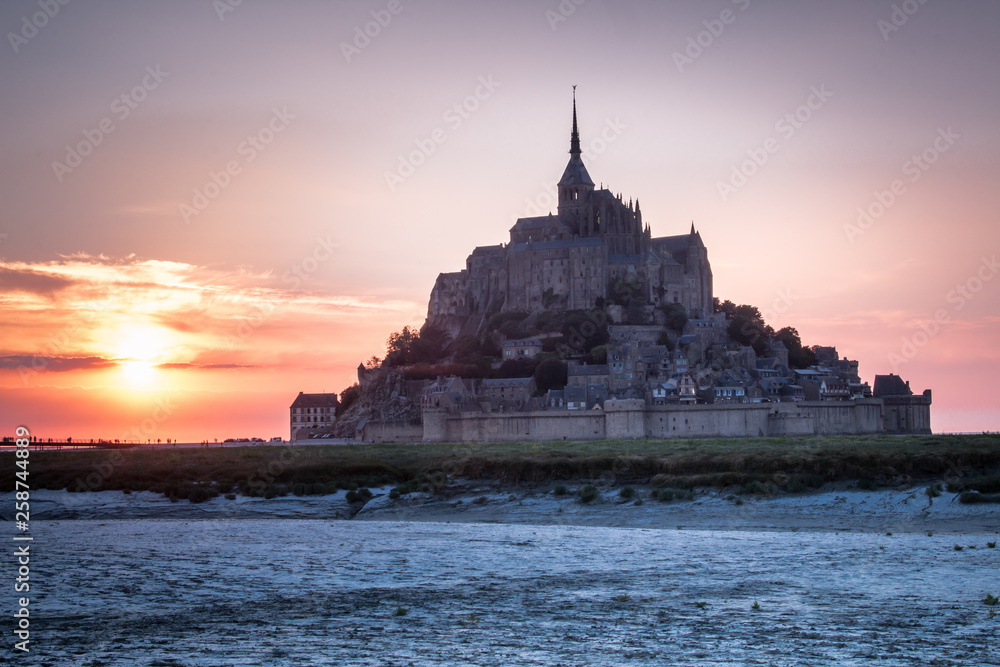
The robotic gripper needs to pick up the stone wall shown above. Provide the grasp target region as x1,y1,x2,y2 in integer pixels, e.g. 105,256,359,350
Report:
419,398,926,443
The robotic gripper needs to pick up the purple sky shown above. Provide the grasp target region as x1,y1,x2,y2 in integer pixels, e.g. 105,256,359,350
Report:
1,0,999,438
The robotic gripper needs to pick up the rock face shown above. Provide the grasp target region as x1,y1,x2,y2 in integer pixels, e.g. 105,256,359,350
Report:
333,367,420,438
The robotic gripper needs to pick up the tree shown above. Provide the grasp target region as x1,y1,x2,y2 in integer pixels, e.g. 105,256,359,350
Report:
384,326,419,366
726,304,773,355
609,277,643,307
336,384,360,417
715,298,737,319
589,344,610,364
775,326,817,368
661,302,688,332
533,358,568,395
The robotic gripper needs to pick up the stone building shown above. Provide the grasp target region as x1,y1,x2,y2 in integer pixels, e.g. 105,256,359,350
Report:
289,392,339,441
427,91,713,331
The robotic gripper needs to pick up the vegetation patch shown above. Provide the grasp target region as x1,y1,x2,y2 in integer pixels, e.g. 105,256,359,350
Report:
960,491,1000,504
578,485,599,503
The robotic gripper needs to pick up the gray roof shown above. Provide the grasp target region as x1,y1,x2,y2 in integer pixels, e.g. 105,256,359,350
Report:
568,364,609,376
471,245,504,256
290,392,339,409
652,234,695,253
873,374,912,397
507,237,604,253
558,154,595,187
480,377,533,388
510,216,549,231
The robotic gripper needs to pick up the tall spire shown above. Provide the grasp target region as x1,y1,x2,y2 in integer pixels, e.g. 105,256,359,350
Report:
570,85,582,155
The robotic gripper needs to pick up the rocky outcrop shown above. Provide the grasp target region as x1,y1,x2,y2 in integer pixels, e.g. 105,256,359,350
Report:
333,367,421,438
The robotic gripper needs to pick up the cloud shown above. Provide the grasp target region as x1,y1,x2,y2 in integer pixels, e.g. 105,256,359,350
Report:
0,355,117,372
0,266,73,297
155,362,259,370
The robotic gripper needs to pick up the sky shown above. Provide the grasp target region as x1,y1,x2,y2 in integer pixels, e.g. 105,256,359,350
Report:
1,0,998,441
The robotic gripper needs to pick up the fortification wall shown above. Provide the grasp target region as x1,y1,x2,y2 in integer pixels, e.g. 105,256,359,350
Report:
359,421,424,444
420,398,918,443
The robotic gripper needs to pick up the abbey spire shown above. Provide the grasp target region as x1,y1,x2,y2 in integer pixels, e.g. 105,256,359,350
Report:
558,86,595,216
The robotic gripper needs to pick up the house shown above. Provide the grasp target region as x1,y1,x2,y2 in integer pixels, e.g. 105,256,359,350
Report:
422,376,477,411
477,377,536,410
650,378,679,405
289,392,339,441
677,372,698,405
546,384,607,410
502,338,544,360
567,364,610,387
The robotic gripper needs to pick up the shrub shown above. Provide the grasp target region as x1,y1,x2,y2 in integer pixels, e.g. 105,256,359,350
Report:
357,487,373,501
785,477,808,494
225,493,236,500
473,496,487,505
655,488,674,502
984,593,999,606
122,488,132,495
960,491,1000,504
619,487,636,500
965,475,1000,494
751,601,761,611
650,474,670,488
389,489,400,500
394,606,408,617
578,485,599,503
553,485,568,496
804,474,826,489
187,486,218,504
988,541,997,549
857,478,878,491
345,491,361,503
925,483,943,498
614,594,630,603
743,480,776,496
954,545,964,551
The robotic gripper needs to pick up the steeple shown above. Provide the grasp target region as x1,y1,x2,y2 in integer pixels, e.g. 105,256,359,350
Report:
558,86,595,199
570,86,582,156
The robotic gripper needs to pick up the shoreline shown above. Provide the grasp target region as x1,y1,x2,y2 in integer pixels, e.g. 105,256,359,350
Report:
7,484,999,536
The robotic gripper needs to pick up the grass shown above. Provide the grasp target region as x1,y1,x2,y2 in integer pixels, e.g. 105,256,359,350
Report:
614,594,630,603
394,606,408,617
5,434,999,503
984,593,999,607
751,601,761,611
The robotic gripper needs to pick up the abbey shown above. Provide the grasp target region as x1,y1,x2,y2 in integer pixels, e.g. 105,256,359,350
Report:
427,92,713,326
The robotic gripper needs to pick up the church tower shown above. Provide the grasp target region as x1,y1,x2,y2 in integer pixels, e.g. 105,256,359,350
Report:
557,87,595,222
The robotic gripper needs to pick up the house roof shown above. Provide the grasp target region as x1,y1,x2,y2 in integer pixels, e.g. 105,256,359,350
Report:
290,392,339,409
873,374,912,397
568,364,610,376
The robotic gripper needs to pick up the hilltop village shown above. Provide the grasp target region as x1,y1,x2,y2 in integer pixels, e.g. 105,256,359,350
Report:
291,94,931,443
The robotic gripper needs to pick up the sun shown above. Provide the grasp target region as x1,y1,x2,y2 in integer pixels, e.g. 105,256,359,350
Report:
113,324,171,387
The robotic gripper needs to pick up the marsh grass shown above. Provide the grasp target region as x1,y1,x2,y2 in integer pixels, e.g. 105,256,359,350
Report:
6,434,998,503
